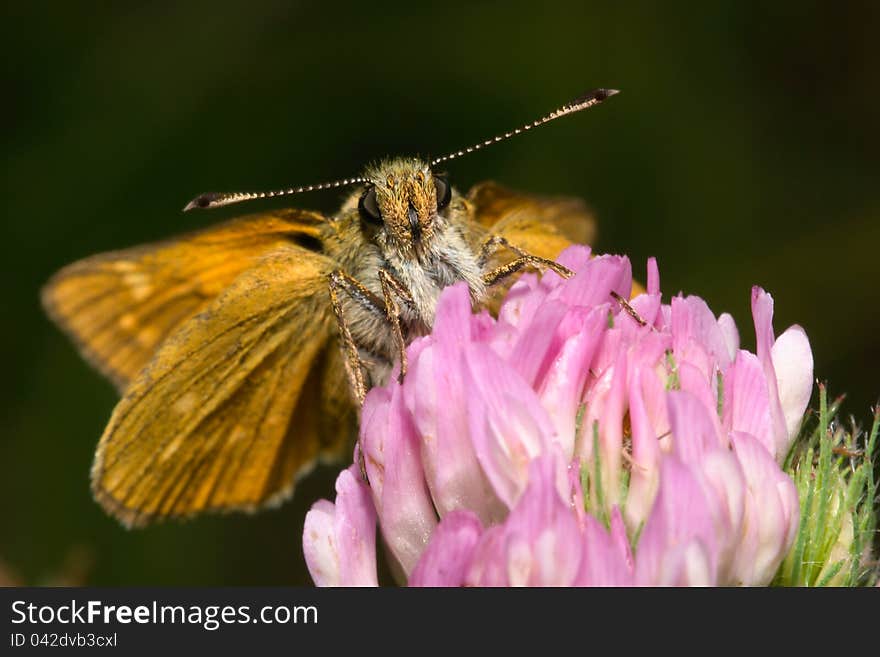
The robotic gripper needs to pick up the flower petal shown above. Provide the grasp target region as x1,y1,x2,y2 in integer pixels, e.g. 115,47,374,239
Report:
404,285,505,524
729,432,800,585
770,325,813,440
556,254,633,308
360,387,392,501
667,389,721,464
465,344,558,509
625,367,663,531
464,526,507,586
646,256,660,296
302,500,339,587
722,350,776,456
597,350,627,508
493,455,585,586
409,510,484,587
621,258,663,331
717,312,740,362
671,295,734,377
362,382,438,577
750,287,790,460
537,307,606,459
635,457,720,586
497,273,546,335
507,299,569,388
578,508,634,586
303,466,378,587
677,361,725,449
695,449,745,582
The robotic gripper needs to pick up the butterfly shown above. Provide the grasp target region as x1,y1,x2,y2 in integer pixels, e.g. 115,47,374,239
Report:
41,89,618,527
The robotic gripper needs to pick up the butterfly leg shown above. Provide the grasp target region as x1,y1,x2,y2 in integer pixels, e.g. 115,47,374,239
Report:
479,235,574,287
378,268,414,384
610,290,647,327
327,270,387,406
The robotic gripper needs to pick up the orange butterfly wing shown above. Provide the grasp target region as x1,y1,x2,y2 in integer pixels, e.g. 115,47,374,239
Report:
91,244,353,527
466,180,596,258
42,210,327,391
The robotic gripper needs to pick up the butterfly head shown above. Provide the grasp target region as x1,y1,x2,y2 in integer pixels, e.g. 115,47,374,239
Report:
357,158,451,256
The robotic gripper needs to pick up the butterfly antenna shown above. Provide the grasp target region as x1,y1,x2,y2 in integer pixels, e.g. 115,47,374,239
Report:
429,88,619,168
183,176,369,211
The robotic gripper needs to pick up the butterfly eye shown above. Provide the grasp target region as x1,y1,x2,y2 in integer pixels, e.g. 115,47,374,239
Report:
434,175,451,211
358,187,382,224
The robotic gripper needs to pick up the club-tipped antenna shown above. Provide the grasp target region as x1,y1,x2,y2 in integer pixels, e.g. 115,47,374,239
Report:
429,88,619,168
183,175,369,211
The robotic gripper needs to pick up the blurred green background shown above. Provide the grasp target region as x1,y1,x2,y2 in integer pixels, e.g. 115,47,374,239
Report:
2,1,877,585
